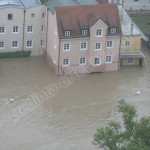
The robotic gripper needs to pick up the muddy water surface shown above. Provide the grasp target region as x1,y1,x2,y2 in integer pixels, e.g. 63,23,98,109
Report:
0,48,150,150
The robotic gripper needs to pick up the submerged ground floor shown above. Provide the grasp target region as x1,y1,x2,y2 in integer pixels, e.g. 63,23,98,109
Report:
0,45,150,150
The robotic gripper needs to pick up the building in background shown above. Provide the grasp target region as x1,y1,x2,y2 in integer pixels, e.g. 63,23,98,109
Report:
0,0,47,56
118,5,145,67
46,3,122,75
108,0,150,10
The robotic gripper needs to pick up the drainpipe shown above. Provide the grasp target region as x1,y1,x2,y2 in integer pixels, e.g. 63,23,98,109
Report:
22,9,26,51
45,8,49,59
19,0,26,51
118,35,122,70
58,39,61,75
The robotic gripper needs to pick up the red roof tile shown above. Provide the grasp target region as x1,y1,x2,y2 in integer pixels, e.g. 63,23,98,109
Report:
56,3,122,39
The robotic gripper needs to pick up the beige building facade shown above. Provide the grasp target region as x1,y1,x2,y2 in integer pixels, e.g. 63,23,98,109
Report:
0,0,47,56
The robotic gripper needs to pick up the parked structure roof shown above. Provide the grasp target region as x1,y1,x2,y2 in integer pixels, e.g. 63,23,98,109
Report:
120,50,145,58
0,0,41,8
56,4,122,39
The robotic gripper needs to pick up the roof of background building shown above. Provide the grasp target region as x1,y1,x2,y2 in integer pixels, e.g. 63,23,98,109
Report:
0,0,41,9
46,0,102,13
118,5,140,36
56,4,122,39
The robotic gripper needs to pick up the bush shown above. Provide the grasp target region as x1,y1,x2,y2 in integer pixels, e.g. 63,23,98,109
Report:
0,50,31,58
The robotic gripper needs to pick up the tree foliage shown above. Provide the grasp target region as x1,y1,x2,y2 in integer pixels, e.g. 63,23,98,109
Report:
93,99,150,150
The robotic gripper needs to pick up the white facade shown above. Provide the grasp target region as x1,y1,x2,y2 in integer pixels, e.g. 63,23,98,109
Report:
0,0,47,56
109,0,150,10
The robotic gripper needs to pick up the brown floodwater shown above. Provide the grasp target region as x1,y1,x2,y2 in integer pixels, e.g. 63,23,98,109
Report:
0,47,150,150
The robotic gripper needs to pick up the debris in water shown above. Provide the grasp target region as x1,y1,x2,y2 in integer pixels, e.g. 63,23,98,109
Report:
136,91,141,95
10,98,14,102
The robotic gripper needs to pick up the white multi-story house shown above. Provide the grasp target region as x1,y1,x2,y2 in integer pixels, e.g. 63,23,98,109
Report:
109,0,150,10
0,0,47,56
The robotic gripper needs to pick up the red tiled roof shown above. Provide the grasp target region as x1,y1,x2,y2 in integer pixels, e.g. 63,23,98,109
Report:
56,4,122,39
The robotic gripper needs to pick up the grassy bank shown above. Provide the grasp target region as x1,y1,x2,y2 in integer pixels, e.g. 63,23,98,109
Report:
132,15,150,38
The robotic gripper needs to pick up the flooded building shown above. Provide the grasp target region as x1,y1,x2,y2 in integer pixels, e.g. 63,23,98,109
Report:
118,5,145,67
0,0,47,56
46,3,122,75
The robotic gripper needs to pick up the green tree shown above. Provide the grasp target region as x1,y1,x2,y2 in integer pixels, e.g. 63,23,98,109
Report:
93,99,150,150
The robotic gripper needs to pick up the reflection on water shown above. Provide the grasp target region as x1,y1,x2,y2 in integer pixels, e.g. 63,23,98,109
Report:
0,48,150,150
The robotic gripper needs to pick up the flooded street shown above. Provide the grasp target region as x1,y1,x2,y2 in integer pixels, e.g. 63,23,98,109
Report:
0,47,150,150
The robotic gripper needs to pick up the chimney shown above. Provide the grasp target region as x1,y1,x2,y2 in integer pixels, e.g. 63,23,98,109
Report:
130,19,133,35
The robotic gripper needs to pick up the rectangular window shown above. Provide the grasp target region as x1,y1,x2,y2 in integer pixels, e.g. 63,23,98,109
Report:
105,55,112,63
42,13,45,18
12,26,19,33
0,41,5,49
27,26,33,33
26,40,33,48
31,13,35,18
128,58,134,64
0,27,5,34
41,40,44,47
8,14,13,20
80,57,86,65
124,40,131,47
63,58,69,66
94,57,101,66
63,43,70,51
82,30,87,35
96,28,103,37
42,25,44,32
65,31,70,37
95,42,102,51
12,41,18,48
110,28,117,33
80,42,87,50
107,40,113,48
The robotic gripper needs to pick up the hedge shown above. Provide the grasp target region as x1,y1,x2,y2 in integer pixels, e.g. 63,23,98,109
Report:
0,50,31,58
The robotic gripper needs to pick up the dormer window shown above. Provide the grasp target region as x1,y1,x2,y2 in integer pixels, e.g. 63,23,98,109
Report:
82,30,87,36
110,28,117,33
65,31,71,37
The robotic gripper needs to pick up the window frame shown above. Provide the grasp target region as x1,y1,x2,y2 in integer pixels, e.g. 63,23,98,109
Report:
80,57,86,65
80,42,88,50
12,26,19,33
105,55,112,64
127,58,134,64
63,58,70,66
41,40,44,48
124,40,131,48
26,40,33,48
0,26,5,34
63,43,71,51
12,41,19,48
94,57,101,66
42,13,45,19
95,42,102,51
0,41,5,49
64,31,71,37
27,25,34,33
106,40,114,49
96,28,103,37
8,14,13,20
110,28,117,33
82,30,88,36
31,13,35,18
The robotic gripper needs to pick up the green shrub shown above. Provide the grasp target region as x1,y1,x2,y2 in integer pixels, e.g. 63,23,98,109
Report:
0,50,31,58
